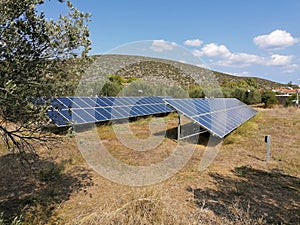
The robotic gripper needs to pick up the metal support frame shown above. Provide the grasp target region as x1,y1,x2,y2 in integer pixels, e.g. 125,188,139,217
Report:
177,111,208,141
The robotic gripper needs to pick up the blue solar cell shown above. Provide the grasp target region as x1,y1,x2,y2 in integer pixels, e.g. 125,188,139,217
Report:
47,96,174,127
114,98,136,106
198,114,225,136
165,98,257,138
72,109,96,124
129,107,143,117
73,97,97,108
152,104,172,113
81,97,97,107
95,108,111,120
51,98,70,110
87,109,107,121
59,109,72,120
134,105,148,115
112,98,126,106
47,110,69,127
148,105,160,114
136,97,155,105
72,98,92,108
122,97,138,105
96,98,112,107
61,97,82,108
194,115,213,130
111,106,130,118
195,100,210,113
110,108,127,119
164,99,196,117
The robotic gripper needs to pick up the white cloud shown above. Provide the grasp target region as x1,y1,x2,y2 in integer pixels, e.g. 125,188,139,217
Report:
231,71,252,77
216,53,294,68
184,39,203,47
198,42,296,69
200,43,231,58
265,54,293,66
253,29,298,49
198,44,261,67
196,63,209,68
192,49,203,57
239,71,251,77
227,53,261,66
282,64,298,73
150,40,177,52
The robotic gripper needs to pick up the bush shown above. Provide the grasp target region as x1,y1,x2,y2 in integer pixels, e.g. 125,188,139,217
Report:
245,78,258,88
233,87,246,102
244,89,261,104
261,91,278,108
100,81,122,96
284,94,297,107
203,87,224,98
221,87,233,98
107,75,126,85
232,88,261,104
166,86,188,98
122,80,155,96
189,86,204,98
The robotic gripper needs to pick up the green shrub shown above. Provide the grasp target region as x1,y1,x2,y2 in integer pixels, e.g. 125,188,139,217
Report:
166,86,188,98
233,87,246,102
100,81,122,96
261,91,278,108
203,87,224,98
107,75,126,85
122,80,155,96
189,86,204,98
244,89,261,104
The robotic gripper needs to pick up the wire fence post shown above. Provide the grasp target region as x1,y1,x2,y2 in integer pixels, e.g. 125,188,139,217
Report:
177,112,181,140
265,135,271,162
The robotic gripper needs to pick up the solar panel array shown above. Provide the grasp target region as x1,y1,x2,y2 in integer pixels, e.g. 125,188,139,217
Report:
164,98,257,138
47,96,174,127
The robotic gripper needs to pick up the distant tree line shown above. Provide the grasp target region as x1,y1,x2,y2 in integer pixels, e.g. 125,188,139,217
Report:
78,74,188,98
83,75,279,108
189,78,279,108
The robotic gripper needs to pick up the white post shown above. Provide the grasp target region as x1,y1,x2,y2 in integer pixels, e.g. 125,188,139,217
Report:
177,112,181,140
296,90,299,108
265,135,271,162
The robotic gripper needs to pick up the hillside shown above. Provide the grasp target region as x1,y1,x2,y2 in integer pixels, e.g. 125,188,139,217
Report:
86,54,286,90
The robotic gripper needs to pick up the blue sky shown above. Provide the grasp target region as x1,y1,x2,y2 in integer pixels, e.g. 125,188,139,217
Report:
40,0,300,84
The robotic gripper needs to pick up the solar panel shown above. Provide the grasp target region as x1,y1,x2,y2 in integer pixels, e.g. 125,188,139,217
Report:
47,96,174,127
164,98,257,138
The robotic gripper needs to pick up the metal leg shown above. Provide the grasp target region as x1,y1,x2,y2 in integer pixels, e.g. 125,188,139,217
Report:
177,111,181,140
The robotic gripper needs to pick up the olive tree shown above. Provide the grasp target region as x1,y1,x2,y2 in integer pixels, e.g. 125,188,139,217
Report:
0,0,91,154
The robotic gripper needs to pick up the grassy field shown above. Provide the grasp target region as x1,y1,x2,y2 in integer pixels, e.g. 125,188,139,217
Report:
0,107,299,224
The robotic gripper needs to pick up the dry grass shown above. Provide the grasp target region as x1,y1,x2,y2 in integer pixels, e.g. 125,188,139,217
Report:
0,107,299,224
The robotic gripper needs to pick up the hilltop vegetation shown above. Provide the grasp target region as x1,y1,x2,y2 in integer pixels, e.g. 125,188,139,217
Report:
77,54,285,107
87,54,286,90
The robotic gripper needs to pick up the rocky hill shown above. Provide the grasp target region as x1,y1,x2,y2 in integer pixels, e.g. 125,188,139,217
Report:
85,54,286,89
